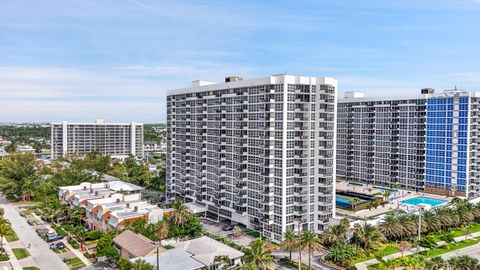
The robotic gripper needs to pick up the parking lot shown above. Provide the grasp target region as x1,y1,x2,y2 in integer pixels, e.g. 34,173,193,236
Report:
200,218,255,247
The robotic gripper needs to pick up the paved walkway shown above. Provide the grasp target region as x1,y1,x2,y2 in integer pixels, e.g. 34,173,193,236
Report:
2,237,22,270
31,212,92,266
355,231,480,270
1,197,68,270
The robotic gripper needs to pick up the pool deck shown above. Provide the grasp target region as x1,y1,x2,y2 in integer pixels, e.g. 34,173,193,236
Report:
336,181,453,219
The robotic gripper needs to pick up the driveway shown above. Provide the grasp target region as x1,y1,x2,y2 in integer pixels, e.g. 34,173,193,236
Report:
1,197,68,270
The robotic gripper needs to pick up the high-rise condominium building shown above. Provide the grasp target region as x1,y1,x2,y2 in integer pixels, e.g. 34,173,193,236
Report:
166,75,337,241
337,89,480,198
51,120,144,159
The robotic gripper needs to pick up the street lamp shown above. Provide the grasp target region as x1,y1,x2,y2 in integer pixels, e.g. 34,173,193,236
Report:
417,206,424,253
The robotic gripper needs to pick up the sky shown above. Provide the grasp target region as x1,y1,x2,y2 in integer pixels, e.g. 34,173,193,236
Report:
1,0,480,123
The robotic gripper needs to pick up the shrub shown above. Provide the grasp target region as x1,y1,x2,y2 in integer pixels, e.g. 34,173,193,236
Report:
0,253,9,261
86,230,102,241
68,239,80,249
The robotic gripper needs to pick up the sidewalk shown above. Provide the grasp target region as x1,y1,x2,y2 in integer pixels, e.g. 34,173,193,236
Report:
2,236,22,270
31,212,92,266
355,231,480,270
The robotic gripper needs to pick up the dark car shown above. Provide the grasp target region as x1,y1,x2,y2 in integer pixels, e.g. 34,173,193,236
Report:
223,225,234,231
55,242,66,250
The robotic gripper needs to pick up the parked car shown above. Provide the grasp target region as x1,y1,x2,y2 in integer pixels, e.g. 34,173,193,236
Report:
56,242,66,250
223,225,234,231
46,230,64,242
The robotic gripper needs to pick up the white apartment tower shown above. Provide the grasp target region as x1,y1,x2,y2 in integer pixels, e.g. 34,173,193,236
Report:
337,89,480,198
166,75,337,241
51,120,144,159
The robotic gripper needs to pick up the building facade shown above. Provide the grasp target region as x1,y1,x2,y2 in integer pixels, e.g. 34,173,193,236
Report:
166,75,337,241
337,89,480,198
51,120,144,159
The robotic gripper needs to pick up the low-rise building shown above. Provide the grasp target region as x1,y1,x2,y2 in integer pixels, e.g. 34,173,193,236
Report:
113,230,165,260
132,236,244,270
58,180,165,230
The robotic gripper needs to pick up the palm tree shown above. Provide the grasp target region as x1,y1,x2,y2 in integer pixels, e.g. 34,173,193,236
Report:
214,255,231,270
300,230,322,270
351,223,384,250
0,222,12,251
281,229,297,260
382,190,392,202
422,210,441,234
154,220,169,244
378,214,404,240
243,239,273,270
171,200,189,226
349,197,361,212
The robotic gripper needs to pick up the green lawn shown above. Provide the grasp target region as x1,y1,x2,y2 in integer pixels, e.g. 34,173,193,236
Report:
351,244,400,265
430,223,480,242
23,267,40,270
67,257,85,270
421,237,480,258
12,248,30,260
6,231,19,242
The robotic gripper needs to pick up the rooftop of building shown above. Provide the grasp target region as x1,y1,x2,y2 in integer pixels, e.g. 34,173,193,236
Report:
113,230,164,258
167,74,337,96
339,89,479,103
171,236,244,266
131,248,204,270
51,119,143,126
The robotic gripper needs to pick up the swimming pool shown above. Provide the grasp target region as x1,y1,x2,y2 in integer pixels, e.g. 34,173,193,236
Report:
402,196,447,207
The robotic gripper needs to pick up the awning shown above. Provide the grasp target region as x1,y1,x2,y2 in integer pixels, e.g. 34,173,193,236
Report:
186,202,207,214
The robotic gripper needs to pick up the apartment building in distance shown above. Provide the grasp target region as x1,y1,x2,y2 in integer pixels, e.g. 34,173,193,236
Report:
337,88,480,198
51,119,144,159
166,74,337,242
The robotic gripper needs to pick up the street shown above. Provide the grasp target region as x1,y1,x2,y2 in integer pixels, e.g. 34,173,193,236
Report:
1,197,68,270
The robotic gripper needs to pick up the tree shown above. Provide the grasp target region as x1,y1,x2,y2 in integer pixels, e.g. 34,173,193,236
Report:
154,220,169,243
0,219,12,251
439,233,455,247
325,243,356,267
382,190,392,202
417,236,437,250
281,229,297,260
349,197,361,212
396,241,411,257
214,255,231,270
132,259,154,270
171,200,189,227
351,223,384,251
448,255,480,270
301,230,322,270
425,257,447,270
4,142,17,154
96,233,118,259
243,239,274,270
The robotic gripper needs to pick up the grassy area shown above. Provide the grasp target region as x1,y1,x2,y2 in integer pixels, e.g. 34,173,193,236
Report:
67,257,85,270
430,223,480,241
351,244,400,265
12,248,30,260
23,267,40,270
6,229,19,242
421,237,480,258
